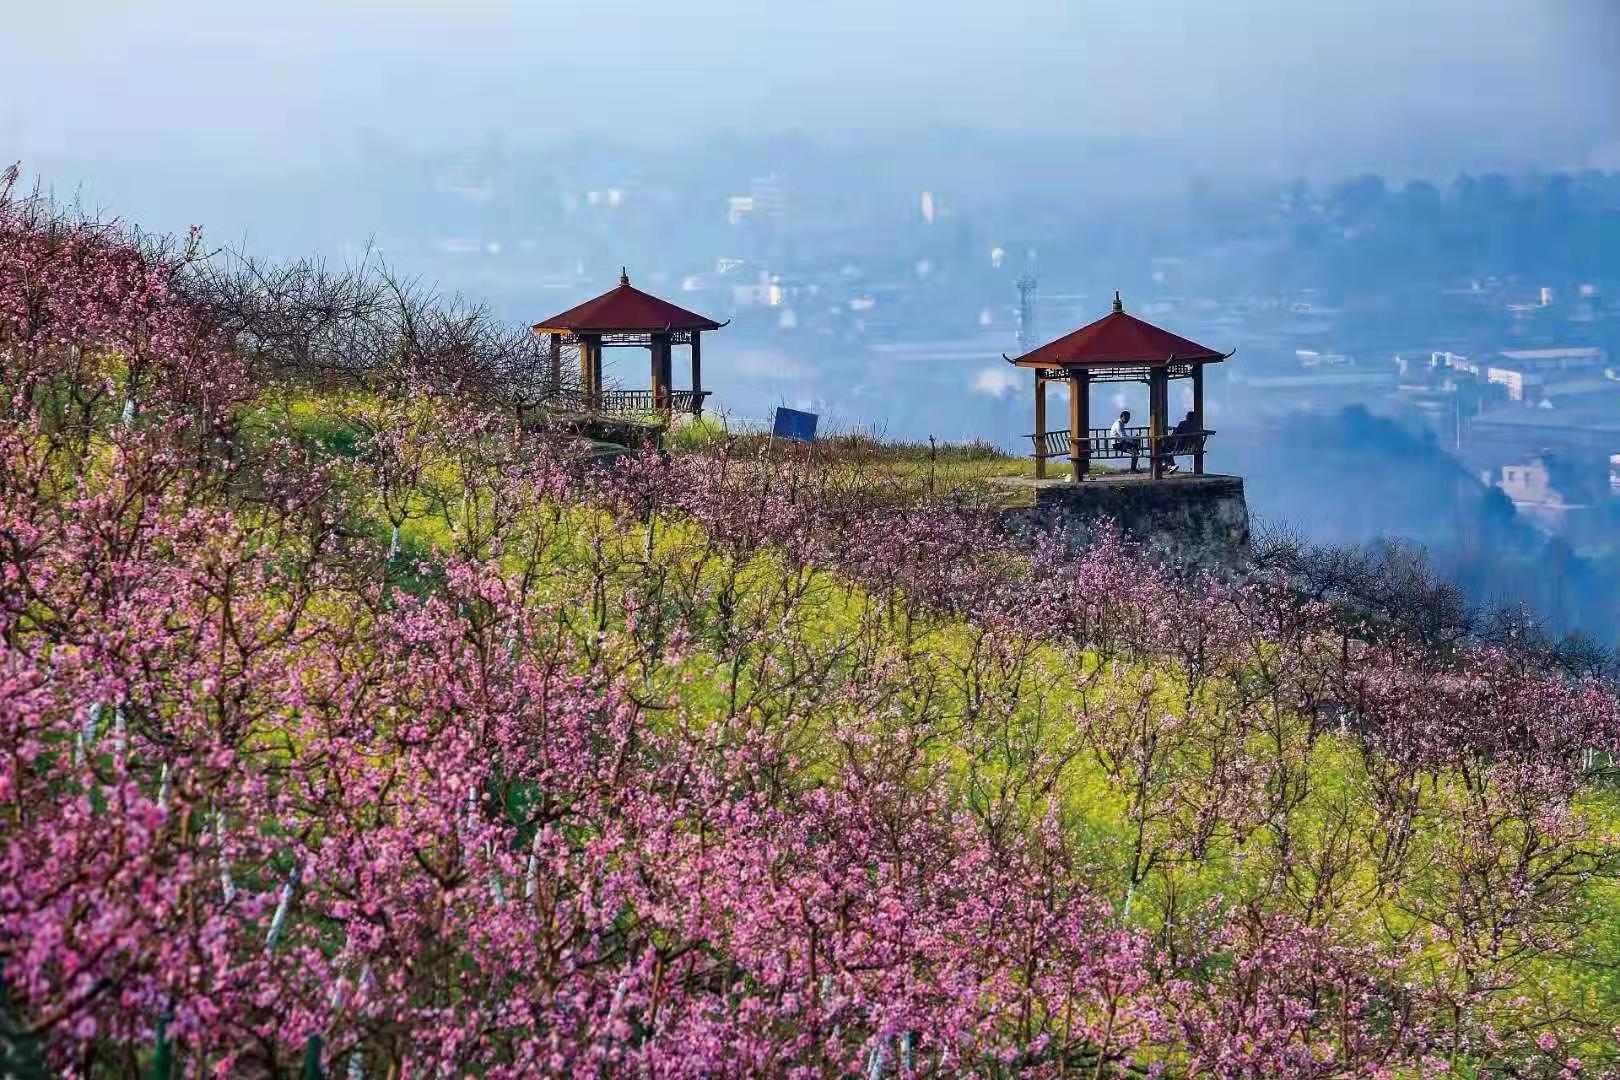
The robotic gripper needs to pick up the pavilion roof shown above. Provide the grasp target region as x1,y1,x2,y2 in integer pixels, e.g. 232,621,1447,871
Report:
1008,293,1229,369
532,269,722,334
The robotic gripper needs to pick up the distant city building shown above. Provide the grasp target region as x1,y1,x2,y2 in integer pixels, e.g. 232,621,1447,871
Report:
1495,458,1582,527
730,271,780,307
580,188,625,209
1534,373,1620,409
1394,350,1473,380
1488,367,1534,401
750,175,787,219
1432,350,1474,374
726,175,788,225
1295,349,1354,368
1497,346,1605,369
1486,346,1608,402
1470,398,1620,467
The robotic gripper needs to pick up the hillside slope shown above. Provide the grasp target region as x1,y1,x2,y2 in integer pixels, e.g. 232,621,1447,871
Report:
5,181,1620,1077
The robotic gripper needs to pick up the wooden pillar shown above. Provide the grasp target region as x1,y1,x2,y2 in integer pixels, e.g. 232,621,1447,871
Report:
578,335,591,404
1076,369,1091,478
662,343,674,409
1192,362,1206,476
1067,370,1084,483
1149,366,1168,480
593,338,605,408
690,333,703,415
648,340,663,411
650,332,672,413
1033,371,1047,480
579,333,603,410
547,333,562,396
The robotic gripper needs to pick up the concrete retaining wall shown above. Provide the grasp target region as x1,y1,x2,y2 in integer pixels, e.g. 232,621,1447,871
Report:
1002,475,1251,568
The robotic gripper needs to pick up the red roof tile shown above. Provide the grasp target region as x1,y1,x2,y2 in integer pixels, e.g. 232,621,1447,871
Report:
532,270,722,334
1010,293,1228,368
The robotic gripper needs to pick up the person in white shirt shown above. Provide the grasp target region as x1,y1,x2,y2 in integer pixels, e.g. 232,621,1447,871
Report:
1108,410,1142,472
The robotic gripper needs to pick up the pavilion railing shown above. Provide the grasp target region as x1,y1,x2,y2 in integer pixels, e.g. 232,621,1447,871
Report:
1026,427,1213,471
595,389,712,417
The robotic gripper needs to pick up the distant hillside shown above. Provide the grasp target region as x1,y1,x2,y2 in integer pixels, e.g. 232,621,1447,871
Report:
1230,405,1620,641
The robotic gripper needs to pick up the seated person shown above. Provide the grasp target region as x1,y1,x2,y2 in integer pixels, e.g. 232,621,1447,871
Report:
1169,411,1200,452
1158,411,1200,473
1108,410,1141,472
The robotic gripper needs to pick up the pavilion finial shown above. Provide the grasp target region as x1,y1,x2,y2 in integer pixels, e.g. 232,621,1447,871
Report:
619,266,630,286
1112,290,1123,313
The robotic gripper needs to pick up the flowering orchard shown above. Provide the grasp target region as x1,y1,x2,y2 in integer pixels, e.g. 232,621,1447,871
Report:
5,177,1620,1078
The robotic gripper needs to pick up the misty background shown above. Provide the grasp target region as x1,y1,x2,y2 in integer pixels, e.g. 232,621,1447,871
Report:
7,0,1620,641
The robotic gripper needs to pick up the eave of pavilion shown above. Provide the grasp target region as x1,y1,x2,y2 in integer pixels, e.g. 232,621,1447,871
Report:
1006,354,1234,384
1004,291,1233,380
534,327,717,347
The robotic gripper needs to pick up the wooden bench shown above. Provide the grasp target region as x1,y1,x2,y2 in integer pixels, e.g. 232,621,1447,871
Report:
1157,429,1211,461
1028,429,1076,465
1026,428,1213,472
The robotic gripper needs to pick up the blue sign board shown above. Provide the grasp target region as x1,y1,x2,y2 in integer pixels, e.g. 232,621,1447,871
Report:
771,406,819,444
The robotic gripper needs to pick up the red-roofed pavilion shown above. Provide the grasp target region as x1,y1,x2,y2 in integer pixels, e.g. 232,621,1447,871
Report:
533,269,725,417
1006,292,1233,480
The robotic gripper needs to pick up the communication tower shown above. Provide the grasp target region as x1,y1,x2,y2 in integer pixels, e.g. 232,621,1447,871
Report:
1015,252,1039,354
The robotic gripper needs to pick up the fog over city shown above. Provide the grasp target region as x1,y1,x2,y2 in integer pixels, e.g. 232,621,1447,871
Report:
7,0,1620,640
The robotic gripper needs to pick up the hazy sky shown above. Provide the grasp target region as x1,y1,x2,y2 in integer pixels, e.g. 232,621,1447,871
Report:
5,0,1618,181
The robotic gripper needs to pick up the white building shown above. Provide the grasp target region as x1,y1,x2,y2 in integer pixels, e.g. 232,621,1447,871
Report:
1495,459,1582,527
1486,347,1607,402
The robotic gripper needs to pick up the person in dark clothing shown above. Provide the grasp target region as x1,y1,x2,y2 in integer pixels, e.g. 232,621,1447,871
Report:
1158,411,1200,474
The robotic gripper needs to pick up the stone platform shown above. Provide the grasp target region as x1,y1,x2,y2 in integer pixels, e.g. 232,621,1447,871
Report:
996,473,1251,567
